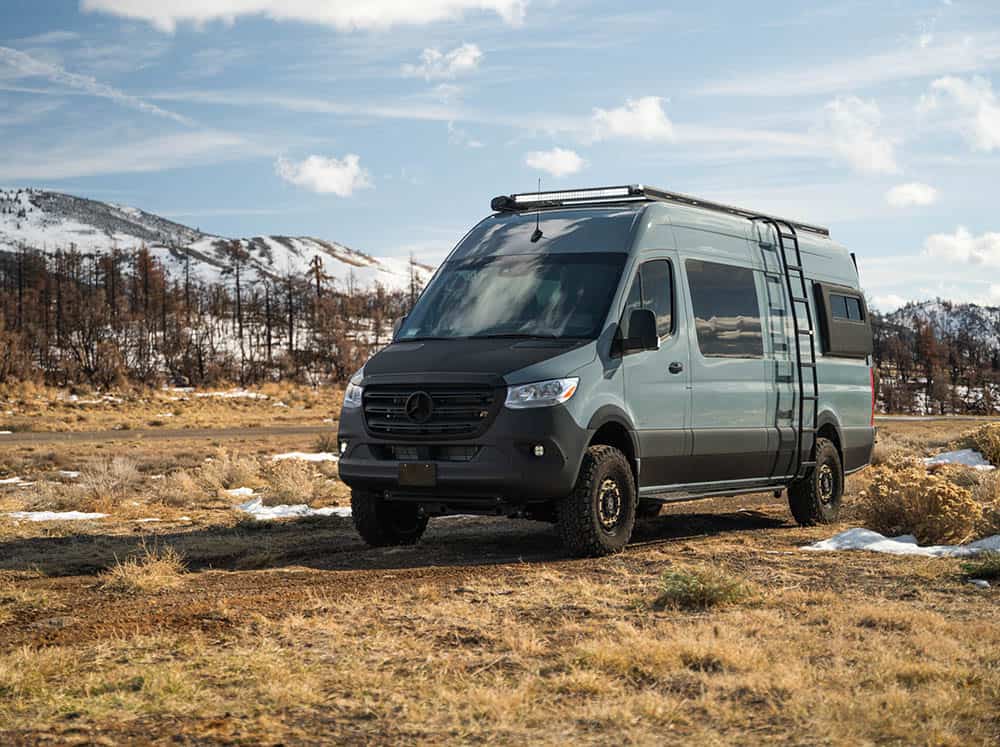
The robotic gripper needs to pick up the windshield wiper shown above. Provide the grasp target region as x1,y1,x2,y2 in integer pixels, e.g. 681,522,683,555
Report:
469,333,575,340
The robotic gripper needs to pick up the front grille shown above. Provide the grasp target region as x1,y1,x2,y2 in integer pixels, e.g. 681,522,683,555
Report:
363,384,500,439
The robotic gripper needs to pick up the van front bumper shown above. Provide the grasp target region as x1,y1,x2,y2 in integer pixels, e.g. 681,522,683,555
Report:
337,403,590,506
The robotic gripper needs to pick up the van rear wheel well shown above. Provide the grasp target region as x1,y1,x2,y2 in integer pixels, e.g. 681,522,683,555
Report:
589,422,638,484
816,423,842,463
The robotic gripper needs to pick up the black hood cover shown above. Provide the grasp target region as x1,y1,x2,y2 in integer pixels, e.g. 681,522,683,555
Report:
362,338,585,384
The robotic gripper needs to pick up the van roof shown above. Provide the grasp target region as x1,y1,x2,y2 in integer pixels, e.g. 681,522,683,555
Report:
491,184,831,238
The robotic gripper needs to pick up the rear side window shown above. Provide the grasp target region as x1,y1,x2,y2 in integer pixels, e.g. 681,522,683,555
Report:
621,260,674,339
830,293,864,322
686,259,763,358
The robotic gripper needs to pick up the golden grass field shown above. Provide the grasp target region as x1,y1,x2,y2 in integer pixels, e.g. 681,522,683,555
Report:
0,391,998,745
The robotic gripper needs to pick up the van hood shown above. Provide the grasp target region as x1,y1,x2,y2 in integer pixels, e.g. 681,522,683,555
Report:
361,338,593,384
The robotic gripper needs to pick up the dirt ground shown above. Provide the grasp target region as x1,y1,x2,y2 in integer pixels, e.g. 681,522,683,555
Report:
0,410,998,745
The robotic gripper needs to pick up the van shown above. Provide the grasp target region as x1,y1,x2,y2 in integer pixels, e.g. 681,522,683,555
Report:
337,185,876,557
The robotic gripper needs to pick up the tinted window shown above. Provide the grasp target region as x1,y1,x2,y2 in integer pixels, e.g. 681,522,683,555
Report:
831,293,864,322
621,260,673,339
686,260,763,358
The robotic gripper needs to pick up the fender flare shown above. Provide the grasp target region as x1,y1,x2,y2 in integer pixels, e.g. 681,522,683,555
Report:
586,405,642,471
815,410,844,456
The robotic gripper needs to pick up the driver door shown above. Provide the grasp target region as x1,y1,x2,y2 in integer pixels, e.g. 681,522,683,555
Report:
621,256,692,488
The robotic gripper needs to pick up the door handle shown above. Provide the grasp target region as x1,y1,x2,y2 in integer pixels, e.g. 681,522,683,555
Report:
668,362,684,374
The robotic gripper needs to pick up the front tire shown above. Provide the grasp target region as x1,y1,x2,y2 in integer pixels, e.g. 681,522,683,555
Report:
557,445,637,557
787,437,843,526
351,489,429,547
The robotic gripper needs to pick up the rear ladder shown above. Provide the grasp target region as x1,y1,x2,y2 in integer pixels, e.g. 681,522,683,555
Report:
757,219,819,478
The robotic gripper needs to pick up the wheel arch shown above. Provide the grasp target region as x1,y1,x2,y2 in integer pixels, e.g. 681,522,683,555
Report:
586,406,640,484
815,410,844,464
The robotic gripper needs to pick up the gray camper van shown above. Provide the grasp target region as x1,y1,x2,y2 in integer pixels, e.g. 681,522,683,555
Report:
337,185,876,557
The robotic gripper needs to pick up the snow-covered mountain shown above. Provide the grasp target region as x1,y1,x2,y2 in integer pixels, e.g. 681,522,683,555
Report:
884,300,1000,349
0,188,434,291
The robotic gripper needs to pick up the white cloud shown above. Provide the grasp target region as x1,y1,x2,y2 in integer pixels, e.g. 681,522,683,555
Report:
591,96,674,142
0,46,193,125
820,97,898,174
923,226,1000,266
702,32,1000,97
275,154,372,196
872,294,907,312
886,182,938,208
81,0,527,32
524,147,585,178
14,31,81,46
402,44,482,80
925,76,1000,151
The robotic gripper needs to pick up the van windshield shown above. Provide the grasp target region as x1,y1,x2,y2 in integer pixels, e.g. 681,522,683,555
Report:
398,252,626,341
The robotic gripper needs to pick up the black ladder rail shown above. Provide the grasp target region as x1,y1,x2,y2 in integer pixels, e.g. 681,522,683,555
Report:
757,219,820,478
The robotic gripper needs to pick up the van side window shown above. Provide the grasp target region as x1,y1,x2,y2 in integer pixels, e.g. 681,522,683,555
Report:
621,260,674,339
830,293,864,322
685,259,763,358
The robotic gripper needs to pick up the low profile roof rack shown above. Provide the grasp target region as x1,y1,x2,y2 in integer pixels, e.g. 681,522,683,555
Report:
490,184,830,237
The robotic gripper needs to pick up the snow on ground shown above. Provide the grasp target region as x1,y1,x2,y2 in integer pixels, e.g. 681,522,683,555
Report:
6,510,108,522
195,389,268,400
803,528,1000,557
59,470,81,479
225,487,256,497
235,497,351,521
0,477,34,487
272,452,339,463
0,431,11,436
924,449,996,471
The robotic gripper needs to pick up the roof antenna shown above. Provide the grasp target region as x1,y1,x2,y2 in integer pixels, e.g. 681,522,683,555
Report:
530,178,544,243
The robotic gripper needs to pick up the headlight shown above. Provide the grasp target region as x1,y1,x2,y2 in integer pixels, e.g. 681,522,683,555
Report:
505,378,579,409
343,369,364,409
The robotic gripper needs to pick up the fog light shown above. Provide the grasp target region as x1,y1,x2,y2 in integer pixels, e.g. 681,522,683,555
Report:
533,445,545,457
340,441,349,455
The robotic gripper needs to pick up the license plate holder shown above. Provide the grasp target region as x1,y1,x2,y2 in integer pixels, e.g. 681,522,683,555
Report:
399,462,437,487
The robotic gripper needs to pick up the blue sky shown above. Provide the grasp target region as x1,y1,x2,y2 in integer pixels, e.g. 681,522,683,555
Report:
2,0,1000,310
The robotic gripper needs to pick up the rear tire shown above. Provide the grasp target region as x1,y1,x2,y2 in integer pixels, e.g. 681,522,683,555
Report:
787,437,843,526
351,489,429,547
557,445,637,557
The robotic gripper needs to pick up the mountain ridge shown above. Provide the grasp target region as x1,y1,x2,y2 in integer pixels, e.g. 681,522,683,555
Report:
0,187,432,291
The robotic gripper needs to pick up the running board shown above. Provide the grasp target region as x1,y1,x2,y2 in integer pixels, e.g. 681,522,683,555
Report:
640,481,791,504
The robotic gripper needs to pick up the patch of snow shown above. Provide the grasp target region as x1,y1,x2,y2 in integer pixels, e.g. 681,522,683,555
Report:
134,518,161,523
968,579,991,589
803,528,1000,557
0,476,33,486
59,470,81,479
924,449,995,471
235,497,351,521
271,452,339,463
195,389,267,400
155,413,175,418
273,401,289,408
0,431,11,436
225,487,256,497
6,510,108,522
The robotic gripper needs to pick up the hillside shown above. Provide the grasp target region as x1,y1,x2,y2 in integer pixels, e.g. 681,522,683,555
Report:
884,300,1000,350
0,188,432,291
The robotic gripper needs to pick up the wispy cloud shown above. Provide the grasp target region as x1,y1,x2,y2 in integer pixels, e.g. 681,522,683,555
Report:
0,131,251,180
447,121,484,149
81,0,528,32
818,97,898,174
924,226,1000,267
524,147,585,177
0,46,193,125
275,154,373,196
702,32,1000,97
923,76,1000,151
13,31,81,46
402,44,482,80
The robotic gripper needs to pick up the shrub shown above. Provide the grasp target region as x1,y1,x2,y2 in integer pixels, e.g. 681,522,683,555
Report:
100,543,187,594
79,457,141,508
960,552,1000,580
263,460,315,504
199,449,259,491
959,423,1000,467
652,566,751,611
314,432,339,454
858,464,983,544
154,471,206,508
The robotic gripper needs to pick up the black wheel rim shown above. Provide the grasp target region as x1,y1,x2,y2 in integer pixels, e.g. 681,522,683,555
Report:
597,478,623,532
818,464,836,505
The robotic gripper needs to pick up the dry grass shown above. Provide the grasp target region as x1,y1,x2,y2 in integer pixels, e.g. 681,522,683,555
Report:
99,543,187,594
78,456,140,509
199,449,259,492
960,551,1000,580
651,565,752,610
961,422,1000,465
154,470,207,507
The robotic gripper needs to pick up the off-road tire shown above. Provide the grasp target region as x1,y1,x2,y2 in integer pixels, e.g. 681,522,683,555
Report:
557,445,637,557
787,437,843,526
351,489,429,547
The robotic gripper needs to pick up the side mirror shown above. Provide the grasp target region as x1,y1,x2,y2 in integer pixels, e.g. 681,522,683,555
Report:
392,316,407,338
624,308,659,353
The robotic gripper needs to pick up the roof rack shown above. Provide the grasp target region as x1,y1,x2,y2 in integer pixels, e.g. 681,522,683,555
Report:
490,184,831,237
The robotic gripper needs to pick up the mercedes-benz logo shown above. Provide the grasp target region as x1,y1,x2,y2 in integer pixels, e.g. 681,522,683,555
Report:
404,391,434,423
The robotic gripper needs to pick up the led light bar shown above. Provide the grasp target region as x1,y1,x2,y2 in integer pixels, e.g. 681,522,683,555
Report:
512,187,632,203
